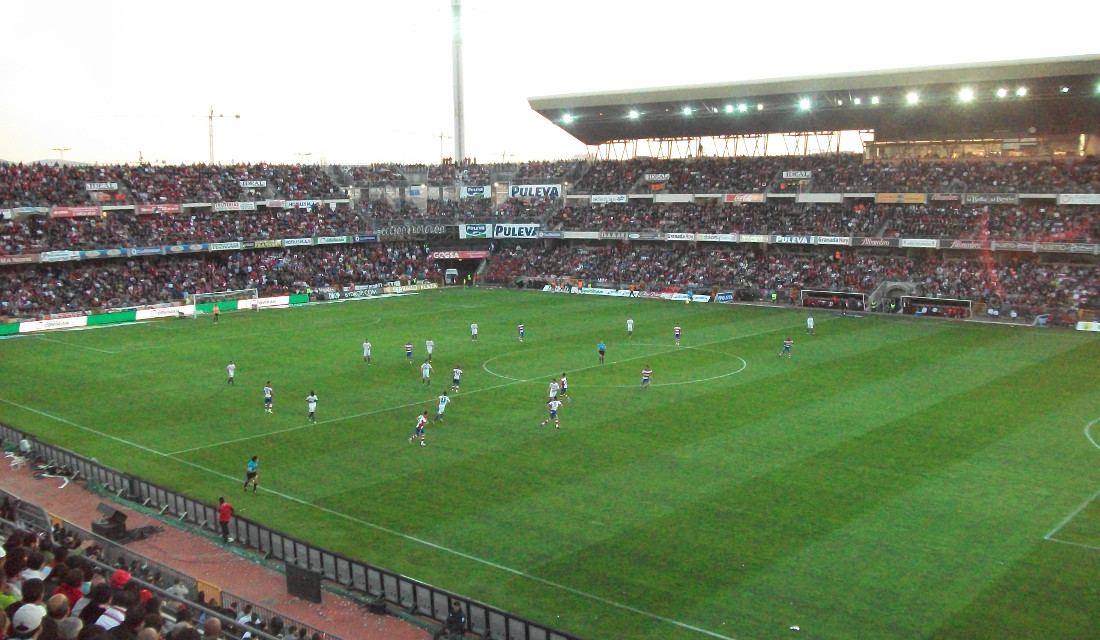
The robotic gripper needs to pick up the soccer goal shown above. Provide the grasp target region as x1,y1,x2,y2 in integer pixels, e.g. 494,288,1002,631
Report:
191,288,259,316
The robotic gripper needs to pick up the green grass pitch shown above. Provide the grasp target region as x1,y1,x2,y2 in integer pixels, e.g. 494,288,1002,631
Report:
2,288,1099,640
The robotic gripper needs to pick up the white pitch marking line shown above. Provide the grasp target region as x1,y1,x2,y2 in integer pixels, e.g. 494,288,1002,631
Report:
0,397,738,640
1043,416,1100,541
33,335,115,354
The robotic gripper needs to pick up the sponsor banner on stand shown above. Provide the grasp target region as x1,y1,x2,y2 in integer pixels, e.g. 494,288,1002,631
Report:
0,209,10,220
283,238,313,247
239,180,267,188
285,200,322,209
697,233,738,242
772,235,814,245
1036,242,1094,253
212,201,258,212
627,231,663,240
665,233,695,241
898,239,939,248
209,242,242,251
130,247,164,256
599,231,628,240
376,225,446,237
991,241,1035,252
963,193,1018,205
814,236,851,246
654,194,693,203
875,193,927,204
724,193,766,203
931,193,961,201
561,231,599,239
643,173,670,182
351,234,378,243
84,182,119,191
943,240,988,250
797,193,843,204
79,249,127,259
539,230,563,239
509,184,561,199
493,224,539,239
20,316,89,333
251,239,284,249
166,244,208,254
265,200,286,208
430,250,490,260
50,206,101,218
459,224,489,239
782,171,812,179
668,293,711,303
590,194,627,204
383,282,440,294
715,292,736,303
135,204,182,215
461,186,490,199
1057,194,1100,205
135,305,196,320
1076,321,1100,332
0,254,39,264
39,250,81,262
316,236,349,245
739,234,770,243
855,237,899,247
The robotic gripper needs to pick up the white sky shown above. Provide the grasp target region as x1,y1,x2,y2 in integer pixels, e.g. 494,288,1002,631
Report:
0,0,1094,166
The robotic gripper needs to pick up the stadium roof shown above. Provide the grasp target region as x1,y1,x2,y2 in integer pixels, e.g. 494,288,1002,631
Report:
529,55,1100,145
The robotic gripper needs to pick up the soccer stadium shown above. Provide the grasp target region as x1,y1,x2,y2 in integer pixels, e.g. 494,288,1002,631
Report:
1,18,1100,640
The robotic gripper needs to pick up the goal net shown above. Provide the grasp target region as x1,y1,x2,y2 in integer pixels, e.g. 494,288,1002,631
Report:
191,288,259,316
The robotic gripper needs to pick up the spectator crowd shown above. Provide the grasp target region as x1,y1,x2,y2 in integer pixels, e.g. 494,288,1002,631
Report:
0,523,328,640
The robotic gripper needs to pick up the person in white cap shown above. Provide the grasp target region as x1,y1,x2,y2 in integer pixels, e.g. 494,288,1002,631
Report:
11,603,46,639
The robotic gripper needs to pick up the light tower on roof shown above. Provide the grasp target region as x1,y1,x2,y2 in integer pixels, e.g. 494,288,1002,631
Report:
451,0,466,166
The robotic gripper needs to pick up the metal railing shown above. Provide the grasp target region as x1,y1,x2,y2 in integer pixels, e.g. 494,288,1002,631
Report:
0,422,586,640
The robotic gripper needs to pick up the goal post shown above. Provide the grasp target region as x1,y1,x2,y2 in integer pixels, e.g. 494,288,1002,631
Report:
190,288,259,316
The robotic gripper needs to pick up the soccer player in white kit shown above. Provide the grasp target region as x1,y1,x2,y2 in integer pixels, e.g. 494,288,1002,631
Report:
626,316,634,338
470,323,478,341
806,316,815,335
421,359,434,386
434,391,451,422
306,391,318,422
226,361,236,385
363,339,372,364
425,339,435,362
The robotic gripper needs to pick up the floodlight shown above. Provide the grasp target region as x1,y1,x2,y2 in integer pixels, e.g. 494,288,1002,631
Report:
1060,86,1070,93
1015,86,1027,97
853,97,861,105
798,98,811,111
870,96,880,105
906,92,919,105
836,99,843,106
738,103,748,112
756,103,764,111
724,104,734,114
996,88,1008,98
682,106,692,116
562,113,575,124
628,110,640,119
959,87,974,102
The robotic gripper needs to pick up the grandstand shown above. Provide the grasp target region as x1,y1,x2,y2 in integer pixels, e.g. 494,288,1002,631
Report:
1,55,1100,640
